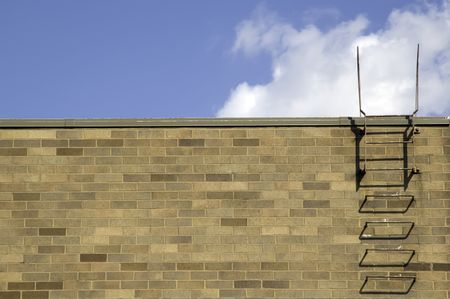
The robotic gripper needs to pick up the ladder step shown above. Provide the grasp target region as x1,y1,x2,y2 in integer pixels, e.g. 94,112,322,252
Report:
362,157,404,161
359,248,415,267
365,131,408,135
365,141,412,144
365,167,410,171
360,275,416,295
365,114,412,118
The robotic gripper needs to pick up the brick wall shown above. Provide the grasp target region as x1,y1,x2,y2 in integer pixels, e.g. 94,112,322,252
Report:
0,119,449,298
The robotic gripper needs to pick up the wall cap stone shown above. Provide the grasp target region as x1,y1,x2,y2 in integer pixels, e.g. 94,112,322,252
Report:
0,117,448,128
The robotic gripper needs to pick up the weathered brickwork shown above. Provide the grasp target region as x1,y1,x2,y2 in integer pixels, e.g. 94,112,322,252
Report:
0,120,449,298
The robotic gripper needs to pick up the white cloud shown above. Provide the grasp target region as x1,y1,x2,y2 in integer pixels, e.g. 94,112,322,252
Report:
217,1,450,117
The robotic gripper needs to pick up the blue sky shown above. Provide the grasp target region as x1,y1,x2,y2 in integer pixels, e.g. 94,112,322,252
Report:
1,0,448,118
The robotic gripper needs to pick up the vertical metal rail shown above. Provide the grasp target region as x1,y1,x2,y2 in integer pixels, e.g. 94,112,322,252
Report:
412,44,420,173
357,47,367,172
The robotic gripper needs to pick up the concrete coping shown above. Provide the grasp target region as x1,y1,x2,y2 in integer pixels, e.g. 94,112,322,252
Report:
0,117,448,128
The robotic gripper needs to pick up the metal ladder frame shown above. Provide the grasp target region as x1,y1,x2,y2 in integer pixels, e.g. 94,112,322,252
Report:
356,45,420,295
357,44,420,175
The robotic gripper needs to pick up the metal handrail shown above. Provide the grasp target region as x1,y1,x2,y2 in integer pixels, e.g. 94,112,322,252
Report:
357,45,421,176
357,44,419,118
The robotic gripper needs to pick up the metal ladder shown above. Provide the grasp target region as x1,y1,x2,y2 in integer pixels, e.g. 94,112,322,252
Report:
356,45,420,295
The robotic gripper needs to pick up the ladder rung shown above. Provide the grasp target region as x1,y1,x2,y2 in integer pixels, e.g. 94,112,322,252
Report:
365,167,410,171
365,141,412,144
362,157,404,161
365,131,407,135
365,114,412,118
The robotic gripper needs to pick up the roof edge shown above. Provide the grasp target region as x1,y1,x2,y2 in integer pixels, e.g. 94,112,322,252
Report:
0,117,448,128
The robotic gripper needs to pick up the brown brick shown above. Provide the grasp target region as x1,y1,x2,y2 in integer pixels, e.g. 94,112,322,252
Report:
69,139,96,147
233,138,260,146
263,280,289,288
220,290,245,297
303,271,330,280
303,182,330,190
205,262,232,270
148,280,176,289
13,192,40,201
80,254,107,262
0,148,27,156
0,139,13,147
433,263,450,271
405,263,431,271
97,139,123,147
36,282,63,290
206,174,232,181
79,272,106,280
261,262,288,270
120,263,147,271
22,291,49,299
177,263,204,270
38,246,65,254
42,140,68,147
70,192,95,200
234,280,261,288
303,200,330,208
39,228,66,236
123,174,150,182
78,291,105,298
176,174,204,182
166,236,192,243
0,292,20,299
12,210,39,218
147,263,175,270
219,271,245,280
178,139,205,147
8,282,35,290
56,148,83,156
12,139,39,147
221,218,247,226
177,280,204,289
151,174,177,182
234,191,260,200
233,262,260,270
206,191,233,199
135,290,162,298
233,173,260,181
